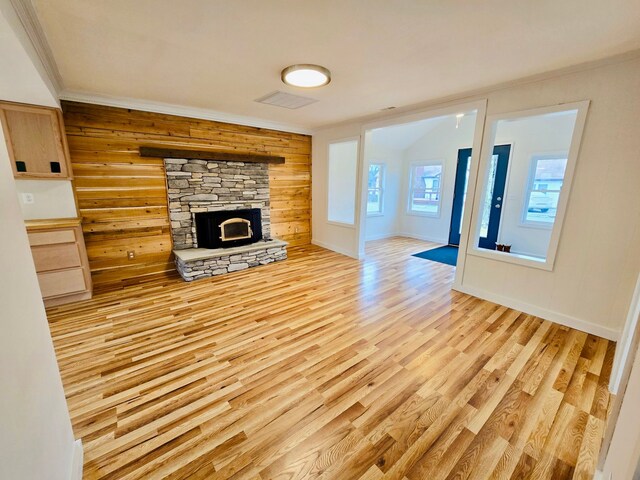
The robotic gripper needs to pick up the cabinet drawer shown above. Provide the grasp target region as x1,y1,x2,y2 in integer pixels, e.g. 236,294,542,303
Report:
32,243,82,272
37,268,87,298
28,229,76,246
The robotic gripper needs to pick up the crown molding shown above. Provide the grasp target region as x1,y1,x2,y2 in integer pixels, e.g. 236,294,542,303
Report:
59,90,313,135
9,0,63,94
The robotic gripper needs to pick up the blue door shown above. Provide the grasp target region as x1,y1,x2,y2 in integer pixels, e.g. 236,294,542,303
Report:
448,145,511,248
448,148,472,245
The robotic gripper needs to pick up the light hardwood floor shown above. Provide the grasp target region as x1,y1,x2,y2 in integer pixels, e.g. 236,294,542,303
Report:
46,237,614,480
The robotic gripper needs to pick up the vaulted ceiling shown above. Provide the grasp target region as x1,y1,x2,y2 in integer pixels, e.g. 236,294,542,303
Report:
33,0,640,131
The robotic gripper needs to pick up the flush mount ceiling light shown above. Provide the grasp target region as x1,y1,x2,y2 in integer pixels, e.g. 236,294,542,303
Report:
281,64,331,88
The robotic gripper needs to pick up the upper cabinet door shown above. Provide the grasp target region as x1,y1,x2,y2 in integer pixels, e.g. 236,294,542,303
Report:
0,102,72,179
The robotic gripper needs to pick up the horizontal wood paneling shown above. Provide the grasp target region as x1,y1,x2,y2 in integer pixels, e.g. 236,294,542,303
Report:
62,101,311,290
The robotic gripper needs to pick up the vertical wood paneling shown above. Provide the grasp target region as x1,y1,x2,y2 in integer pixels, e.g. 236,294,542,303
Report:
61,101,311,290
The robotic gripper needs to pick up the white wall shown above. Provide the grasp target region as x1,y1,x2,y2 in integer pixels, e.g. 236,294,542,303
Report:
0,1,79,478
312,123,362,257
327,140,358,225
364,136,403,241
15,179,77,219
400,114,476,243
492,112,577,258
460,57,640,339
0,125,77,480
313,55,640,339
599,340,640,480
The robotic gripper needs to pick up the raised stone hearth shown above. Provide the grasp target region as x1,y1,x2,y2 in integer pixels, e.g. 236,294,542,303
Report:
174,239,287,281
163,157,287,281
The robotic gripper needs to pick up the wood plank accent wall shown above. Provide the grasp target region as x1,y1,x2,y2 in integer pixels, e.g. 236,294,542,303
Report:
61,101,311,290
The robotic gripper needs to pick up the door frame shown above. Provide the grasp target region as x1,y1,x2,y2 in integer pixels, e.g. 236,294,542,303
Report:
357,99,489,283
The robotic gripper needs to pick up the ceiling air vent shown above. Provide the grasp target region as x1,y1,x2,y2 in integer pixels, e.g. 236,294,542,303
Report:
255,91,317,109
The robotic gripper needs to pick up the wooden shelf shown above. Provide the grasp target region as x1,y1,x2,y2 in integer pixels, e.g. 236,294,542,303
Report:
25,217,82,231
139,146,285,164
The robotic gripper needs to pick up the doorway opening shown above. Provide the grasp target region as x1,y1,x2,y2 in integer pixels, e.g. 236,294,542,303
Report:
360,107,480,268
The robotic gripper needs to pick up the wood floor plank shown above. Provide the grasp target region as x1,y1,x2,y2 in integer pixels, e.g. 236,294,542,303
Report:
45,237,615,480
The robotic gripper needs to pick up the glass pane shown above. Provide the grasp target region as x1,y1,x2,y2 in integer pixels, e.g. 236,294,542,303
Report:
524,158,567,223
474,106,580,262
367,189,381,213
459,156,472,234
327,140,358,224
367,164,383,214
410,164,442,214
479,154,498,238
368,164,381,189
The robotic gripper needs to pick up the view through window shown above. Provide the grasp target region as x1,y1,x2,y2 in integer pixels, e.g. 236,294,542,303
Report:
367,163,385,214
523,156,567,225
409,164,443,216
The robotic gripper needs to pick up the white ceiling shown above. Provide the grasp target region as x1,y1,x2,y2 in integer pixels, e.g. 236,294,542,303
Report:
369,116,448,151
368,112,476,150
32,0,640,131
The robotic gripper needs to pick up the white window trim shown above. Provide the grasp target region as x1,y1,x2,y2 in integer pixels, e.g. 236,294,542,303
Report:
326,137,360,227
467,100,590,271
366,162,385,217
407,160,445,218
520,152,568,230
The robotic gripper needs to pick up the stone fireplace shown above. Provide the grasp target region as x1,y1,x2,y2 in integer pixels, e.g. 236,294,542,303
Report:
162,156,287,281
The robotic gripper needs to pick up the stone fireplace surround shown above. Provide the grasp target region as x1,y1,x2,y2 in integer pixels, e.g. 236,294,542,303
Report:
163,157,287,281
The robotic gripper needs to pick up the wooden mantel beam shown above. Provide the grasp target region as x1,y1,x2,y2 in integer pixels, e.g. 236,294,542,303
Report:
139,147,285,164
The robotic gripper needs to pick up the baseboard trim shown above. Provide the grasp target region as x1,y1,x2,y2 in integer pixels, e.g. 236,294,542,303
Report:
70,439,83,480
398,231,448,245
365,232,398,242
454,284,620,341
311,239,359,259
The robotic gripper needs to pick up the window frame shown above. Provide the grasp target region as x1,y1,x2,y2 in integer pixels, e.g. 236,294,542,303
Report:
407,161,445,218
467,101,590,271
366,162,386,216
520,153,569,229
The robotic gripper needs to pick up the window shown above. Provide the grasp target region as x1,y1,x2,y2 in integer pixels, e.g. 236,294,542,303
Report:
523,155,568,226
469,101,588,270
408,163,443,216
327,139,358,225
367,163,385,215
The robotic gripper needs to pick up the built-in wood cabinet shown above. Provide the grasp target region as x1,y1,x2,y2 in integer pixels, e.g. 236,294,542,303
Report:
0,101,73,179
26,218,92,307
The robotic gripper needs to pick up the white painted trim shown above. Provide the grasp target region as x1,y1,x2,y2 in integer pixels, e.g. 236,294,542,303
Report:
467,100,590,272
326,220,356,229
610,274,640,393
70,439,83,480
9,0,63,94
398,231,448,245
454,283,620,341
365,232,398,242
357,99,488,262
312,239,359,259
406,159,446,218
59,90,312,135
453,100,489,287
